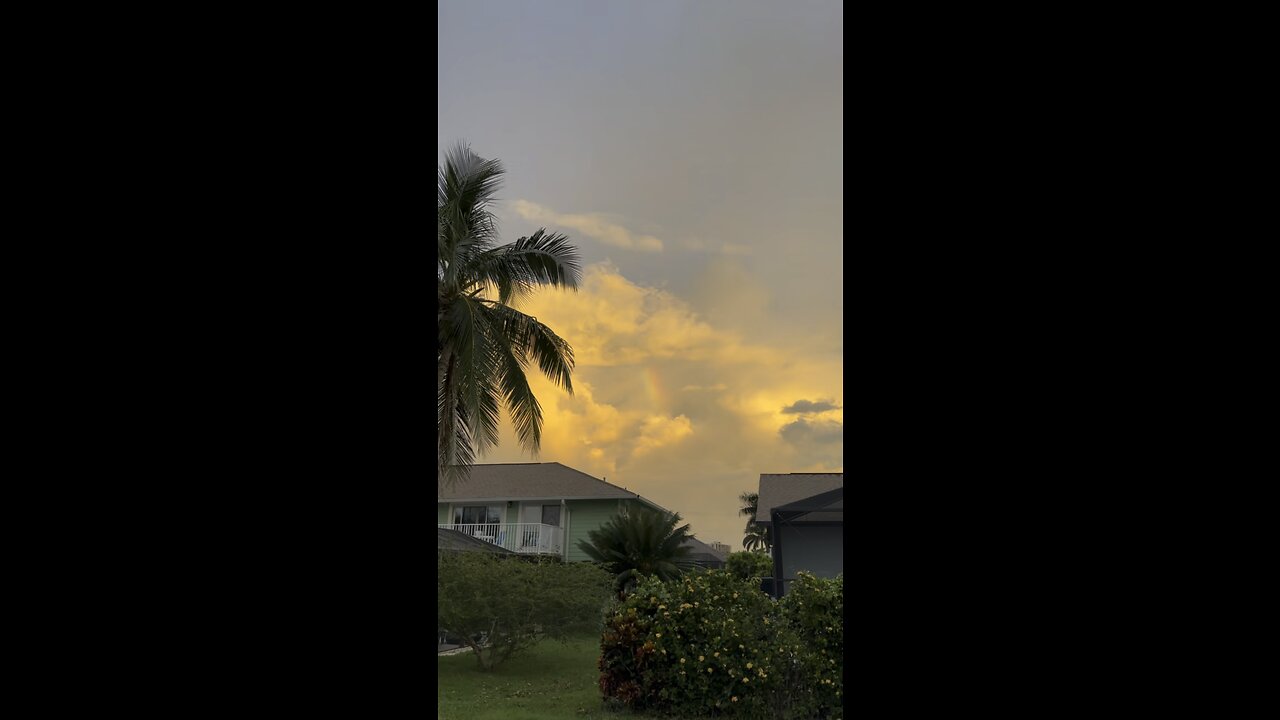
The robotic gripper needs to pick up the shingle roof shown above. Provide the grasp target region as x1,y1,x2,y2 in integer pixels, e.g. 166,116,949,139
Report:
773,486,843,523
439,462,651,503
682,536,728,562
755,473,844,526
437,527,515,554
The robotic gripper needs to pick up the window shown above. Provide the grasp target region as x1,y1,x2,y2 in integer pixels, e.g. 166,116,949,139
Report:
454,505,501,525
541,505,561,527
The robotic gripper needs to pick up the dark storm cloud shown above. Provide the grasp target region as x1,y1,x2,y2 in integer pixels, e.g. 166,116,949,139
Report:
779,418,843,445
781,399,841,414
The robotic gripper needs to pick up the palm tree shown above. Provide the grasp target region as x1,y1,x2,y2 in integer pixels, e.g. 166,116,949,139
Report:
739,490,771,552
738,491,759,530
578,506,696,596
742,525,771,553
438,143,582,488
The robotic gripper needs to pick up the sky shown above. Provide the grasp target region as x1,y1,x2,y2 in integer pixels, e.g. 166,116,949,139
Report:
439,0,843,550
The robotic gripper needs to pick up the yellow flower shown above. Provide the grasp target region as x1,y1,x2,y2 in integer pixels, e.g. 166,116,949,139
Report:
664,612,670,617
743,677,750,683
714,652,719,657
661,649,666,655
708,667,714,673
698,655,704,661
731,696,738,703
656,633,662,638
740,645,745,650
747,662,753,669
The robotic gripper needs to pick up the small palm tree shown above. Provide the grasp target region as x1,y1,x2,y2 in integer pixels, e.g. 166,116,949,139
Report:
739,490,771,552
742,525,771,553
438,142,582,487
578,506,696,596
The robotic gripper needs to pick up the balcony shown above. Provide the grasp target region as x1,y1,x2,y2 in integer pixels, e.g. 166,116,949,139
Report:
440,522,564,556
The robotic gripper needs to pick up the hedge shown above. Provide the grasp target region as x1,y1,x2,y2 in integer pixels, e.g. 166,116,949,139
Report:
598,570,842,718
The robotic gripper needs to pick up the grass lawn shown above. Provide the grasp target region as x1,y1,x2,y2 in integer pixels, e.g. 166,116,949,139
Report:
437,634,653,719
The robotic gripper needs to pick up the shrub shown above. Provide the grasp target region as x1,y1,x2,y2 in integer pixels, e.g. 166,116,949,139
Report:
726,551,774,582
438,552,612,670
600,571,781,717
775,572,843,717
577,507,696,597
599,570,844,719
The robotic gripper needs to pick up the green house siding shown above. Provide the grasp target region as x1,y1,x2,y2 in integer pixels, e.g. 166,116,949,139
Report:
437,497,648,562
565,499,635,563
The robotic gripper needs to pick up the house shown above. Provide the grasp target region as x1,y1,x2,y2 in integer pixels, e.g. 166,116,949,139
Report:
683,537,729,570
755,472,844,597
439,462,681,562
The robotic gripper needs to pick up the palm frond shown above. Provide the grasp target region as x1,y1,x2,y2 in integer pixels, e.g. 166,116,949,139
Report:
437,143,580,483
465,229,582,305
486,303,575,394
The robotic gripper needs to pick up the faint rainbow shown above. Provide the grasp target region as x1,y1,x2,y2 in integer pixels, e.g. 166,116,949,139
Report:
642,366,666,409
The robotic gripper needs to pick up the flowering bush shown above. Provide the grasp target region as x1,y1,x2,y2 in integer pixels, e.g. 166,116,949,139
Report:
777,572,843,716
598,570,843,718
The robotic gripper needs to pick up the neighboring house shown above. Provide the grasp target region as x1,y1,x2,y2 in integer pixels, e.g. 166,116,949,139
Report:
755,472,844,597
438,462,675,562
708,541,732,555
684,537,729,570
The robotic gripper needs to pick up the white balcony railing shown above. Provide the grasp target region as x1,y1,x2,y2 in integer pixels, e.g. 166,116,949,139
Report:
441,522,564,556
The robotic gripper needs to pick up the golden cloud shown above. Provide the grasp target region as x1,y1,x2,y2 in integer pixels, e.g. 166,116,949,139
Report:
482,263,842,549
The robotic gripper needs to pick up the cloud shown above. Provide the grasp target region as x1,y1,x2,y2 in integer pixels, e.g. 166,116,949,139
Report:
682,383,728,392
778,418,844,445
781,398,841,414
633,415,694,457
512,200,663,252
480,263,841,549
505,263,783,368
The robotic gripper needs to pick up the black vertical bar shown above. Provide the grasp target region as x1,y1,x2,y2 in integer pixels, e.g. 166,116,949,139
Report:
771,510,784,599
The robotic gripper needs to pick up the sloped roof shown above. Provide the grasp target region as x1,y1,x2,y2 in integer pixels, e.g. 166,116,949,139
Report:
773,486,843,523
682,536,728,563
755,473,844,526
437,527,515,554
439,462,657,505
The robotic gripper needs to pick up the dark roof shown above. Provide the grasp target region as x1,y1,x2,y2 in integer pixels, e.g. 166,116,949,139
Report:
756,473,843,526
682,536,728,564
439,463,665,511
772,486,843,523
437,527,515,555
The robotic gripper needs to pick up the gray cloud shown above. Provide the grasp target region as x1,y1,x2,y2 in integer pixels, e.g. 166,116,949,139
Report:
779,418,843,445
781,399,841,414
